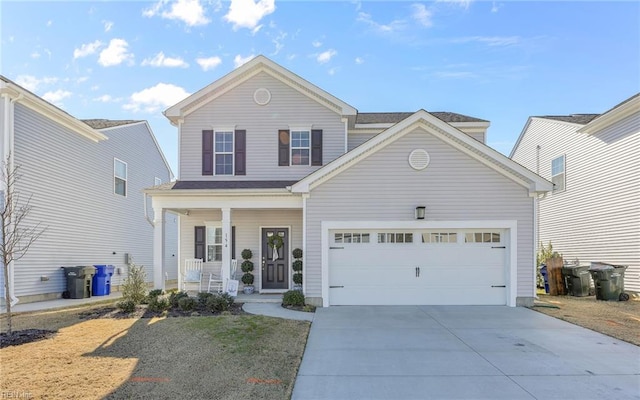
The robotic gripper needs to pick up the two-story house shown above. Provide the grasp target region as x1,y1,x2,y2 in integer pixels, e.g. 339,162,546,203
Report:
0,76,177,305
510,94,640,293
147,56,552,307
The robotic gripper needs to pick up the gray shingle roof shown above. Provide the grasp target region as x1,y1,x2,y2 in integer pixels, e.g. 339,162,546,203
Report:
537,114,600,125
356,111,488,124
171,180,298,190
82,119,143,129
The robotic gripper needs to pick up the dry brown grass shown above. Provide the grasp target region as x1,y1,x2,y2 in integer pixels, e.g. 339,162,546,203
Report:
1,305,310,399
532,294,640,346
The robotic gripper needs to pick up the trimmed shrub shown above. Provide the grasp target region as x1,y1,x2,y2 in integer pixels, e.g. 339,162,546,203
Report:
121,263,147,305
197,292,214,307
241,249,253,260
241,273,254,285
292,260,303,272
292,248,303,259
282,290,305,306
293,273,303,285
241,260,254,273
206,293,231,312
143,289,164,304
169,291,189,308
178,296,197,311
148,296,170,312
117,299,136,313
219,292,235,308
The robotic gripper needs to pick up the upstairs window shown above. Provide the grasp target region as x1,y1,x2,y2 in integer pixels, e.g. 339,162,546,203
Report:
291,130,310,166
551,155,565,192
114,158,127,196
215,131,234,175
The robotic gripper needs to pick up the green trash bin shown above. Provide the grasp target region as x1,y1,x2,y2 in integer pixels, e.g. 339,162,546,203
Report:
589,262,627,301
62,266,97,299
561,265,591,297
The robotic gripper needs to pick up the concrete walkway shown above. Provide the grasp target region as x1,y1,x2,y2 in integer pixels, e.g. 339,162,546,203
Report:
292,306,640,400
242,302,314,321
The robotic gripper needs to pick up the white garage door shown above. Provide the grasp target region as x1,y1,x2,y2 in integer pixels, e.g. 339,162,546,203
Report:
329,229,507,305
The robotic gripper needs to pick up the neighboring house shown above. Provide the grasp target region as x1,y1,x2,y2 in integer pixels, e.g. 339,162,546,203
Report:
510,94,640,293
147,55,552,307
0,76,177,305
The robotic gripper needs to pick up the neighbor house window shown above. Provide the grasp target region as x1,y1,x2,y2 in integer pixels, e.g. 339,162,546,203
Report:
114,158,127,196
215,131,234,175
291,130,310,165
206,226,222,262
155,177,162,186
551,155,565,192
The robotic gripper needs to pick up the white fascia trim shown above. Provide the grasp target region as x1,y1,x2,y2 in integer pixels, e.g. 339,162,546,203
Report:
293,111,552,194
578,95,640,134
164,55,357,123
144,188,296,196
0,80,107,143
320,220,519,307
151,194,303,211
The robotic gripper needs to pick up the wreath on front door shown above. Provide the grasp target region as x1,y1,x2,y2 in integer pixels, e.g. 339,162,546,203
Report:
268,234,284,250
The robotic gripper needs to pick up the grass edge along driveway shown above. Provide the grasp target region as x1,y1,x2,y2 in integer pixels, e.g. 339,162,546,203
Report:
1,312,310,400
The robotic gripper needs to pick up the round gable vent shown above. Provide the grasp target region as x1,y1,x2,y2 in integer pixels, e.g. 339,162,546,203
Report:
254,88,271,105
409,149,430,170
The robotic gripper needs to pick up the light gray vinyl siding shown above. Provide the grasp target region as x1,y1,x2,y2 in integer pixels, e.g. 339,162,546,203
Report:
11,107,172,299
348,128,485,152
180,71,346,180
511,116,640,292
306,128,534,299
179,209,302,288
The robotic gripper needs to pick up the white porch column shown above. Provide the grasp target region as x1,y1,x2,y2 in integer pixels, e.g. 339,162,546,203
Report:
152,206,165,290
221,208,231,289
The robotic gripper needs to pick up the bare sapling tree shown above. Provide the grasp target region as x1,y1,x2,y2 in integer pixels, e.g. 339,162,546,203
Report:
1,155,45,335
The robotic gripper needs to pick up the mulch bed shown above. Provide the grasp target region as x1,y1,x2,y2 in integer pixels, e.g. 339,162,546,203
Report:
1,329,57,348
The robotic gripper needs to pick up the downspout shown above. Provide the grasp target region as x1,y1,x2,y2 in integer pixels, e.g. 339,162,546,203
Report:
143,193,154,227
301,193,309,295
342,117,348,154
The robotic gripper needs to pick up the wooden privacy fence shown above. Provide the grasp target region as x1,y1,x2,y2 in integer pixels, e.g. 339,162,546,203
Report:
547,256,567,296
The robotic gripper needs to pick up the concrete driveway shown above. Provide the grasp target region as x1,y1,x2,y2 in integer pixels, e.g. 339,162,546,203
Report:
292,306,640,400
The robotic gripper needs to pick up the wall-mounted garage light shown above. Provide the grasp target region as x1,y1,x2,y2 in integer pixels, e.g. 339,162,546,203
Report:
415,206,426,220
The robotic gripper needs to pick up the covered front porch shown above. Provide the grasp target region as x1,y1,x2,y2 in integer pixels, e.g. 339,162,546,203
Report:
148,189,304,296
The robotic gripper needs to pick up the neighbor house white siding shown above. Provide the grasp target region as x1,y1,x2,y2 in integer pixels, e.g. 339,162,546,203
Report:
179,71,346,181
511,116,640,292
178,209,302,289
10,109,173,300
306,128,534,303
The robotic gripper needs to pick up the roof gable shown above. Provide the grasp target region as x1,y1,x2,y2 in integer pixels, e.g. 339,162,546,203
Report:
164,55,357,124
292,110,552,194
578,93,640,134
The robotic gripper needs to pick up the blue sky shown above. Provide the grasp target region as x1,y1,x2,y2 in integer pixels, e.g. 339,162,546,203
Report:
2,0,638,175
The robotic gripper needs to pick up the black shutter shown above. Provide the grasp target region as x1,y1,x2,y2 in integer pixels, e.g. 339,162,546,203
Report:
202,130,213,175
231,226,236,260
278,130,290,166
195,226,206,260
311,129,323,166
234,130,246,175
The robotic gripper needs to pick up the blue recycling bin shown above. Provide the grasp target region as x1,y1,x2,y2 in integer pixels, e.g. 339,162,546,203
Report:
92,265,115,296
540,264,549,294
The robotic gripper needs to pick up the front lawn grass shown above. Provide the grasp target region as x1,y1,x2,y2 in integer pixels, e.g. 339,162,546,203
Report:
1,306,310,400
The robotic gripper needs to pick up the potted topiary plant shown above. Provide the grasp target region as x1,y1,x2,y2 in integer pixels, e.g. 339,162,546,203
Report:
241,249,255,294
292,248,303,291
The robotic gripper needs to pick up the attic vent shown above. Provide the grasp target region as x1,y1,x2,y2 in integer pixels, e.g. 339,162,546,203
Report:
409,149,430,170
254,88,271,106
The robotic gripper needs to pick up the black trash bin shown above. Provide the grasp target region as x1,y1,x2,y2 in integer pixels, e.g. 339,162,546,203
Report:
62,266,97,299
589,262,627,301
561,265,591,297
92,265,115,296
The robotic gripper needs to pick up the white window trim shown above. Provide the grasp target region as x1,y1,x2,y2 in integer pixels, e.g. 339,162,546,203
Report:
114,158,127,197
551,154,566,193
290,128,311,166
205,225,223,262
155,177,162,186
214,129,234,176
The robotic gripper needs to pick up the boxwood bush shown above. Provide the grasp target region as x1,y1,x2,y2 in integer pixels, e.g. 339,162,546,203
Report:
282,290,305,306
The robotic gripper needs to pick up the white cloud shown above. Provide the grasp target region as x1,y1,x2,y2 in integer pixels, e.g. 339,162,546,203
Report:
144,0,210,27
355,57,364,64
94,94,114,102
98,39,134,67
42,89,72,104
234,54,255,68
224,0,275,31
196,56,222,71
46,20,52,27
437,0,473,9
452,36,520,46
312,40,322,48
491,1,501,12
271,31,287,55
73,40,103,59
103,20,114,32
31,52,41,59
357,11,406,33
411,3,433,27
123,83,191,113
317,49,337,64
328,67,338,76
15,75,58,92
142,52,189,68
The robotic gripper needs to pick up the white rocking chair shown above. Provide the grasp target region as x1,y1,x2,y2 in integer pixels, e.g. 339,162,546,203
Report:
181,258,203,292
208,259,237,293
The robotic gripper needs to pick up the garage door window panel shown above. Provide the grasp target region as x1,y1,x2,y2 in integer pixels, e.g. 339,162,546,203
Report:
465,232,501,243
335,233,370,244
422,232,457,243
378,233,413,243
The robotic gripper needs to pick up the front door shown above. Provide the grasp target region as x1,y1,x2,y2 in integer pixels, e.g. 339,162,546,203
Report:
261,228,289,290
